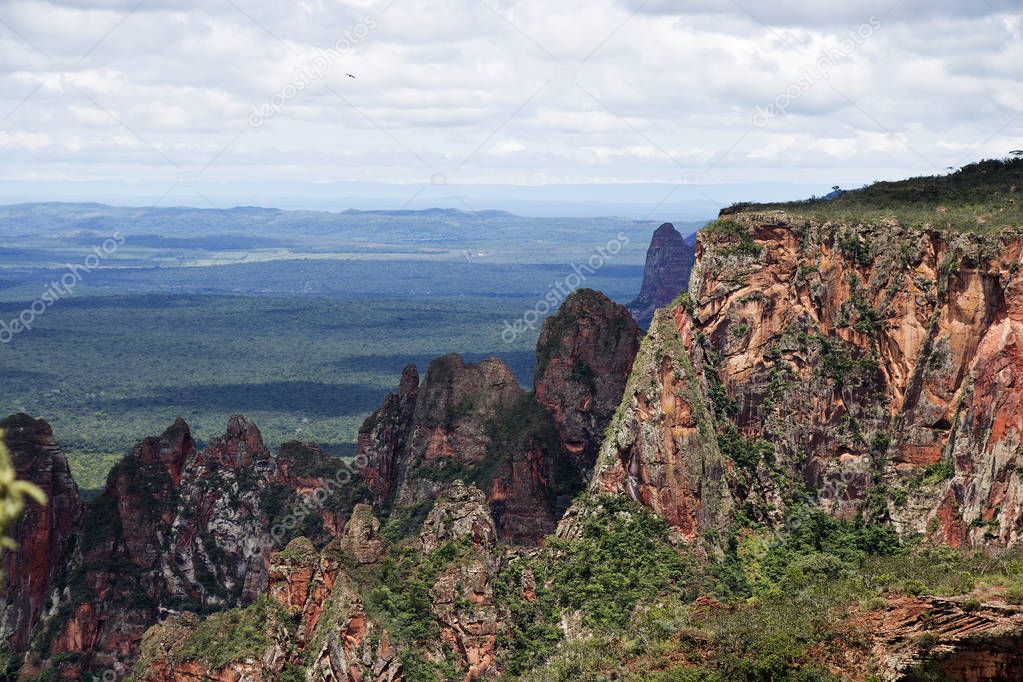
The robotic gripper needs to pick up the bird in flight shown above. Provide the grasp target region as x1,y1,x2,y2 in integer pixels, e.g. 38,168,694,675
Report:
346,73,357,79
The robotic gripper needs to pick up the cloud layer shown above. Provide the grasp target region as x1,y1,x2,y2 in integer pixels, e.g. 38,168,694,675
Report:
1,0,1021,203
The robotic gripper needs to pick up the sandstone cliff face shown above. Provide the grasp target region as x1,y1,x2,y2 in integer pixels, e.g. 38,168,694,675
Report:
360,364,420,507
17,415,360,680
417,482,501,681
359,290,639,545
134,508,398,682
855,595,1023,681
534,289,641,479
570,304,733,550
627,222,696,329
397,354,525,508
594,209,1023,547
695,213,1023,543
358,352,556,543
0,414,83,652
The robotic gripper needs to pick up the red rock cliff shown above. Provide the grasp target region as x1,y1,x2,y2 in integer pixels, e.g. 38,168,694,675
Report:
18,415,362,679
359,290,639,545
534,289,640,479
0,414,83,651
628,222,696,329
583,210,1023,548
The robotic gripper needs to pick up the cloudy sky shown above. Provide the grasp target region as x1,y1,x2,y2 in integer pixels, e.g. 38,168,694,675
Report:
1,0,1021,209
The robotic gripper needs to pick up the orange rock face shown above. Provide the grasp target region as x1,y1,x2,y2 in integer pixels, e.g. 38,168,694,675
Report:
135,489,501,682
854,596,1023,680
534,289,640,479
0,414,83,651
585,211,1023,547
581,300,732,548
694,214,1023,541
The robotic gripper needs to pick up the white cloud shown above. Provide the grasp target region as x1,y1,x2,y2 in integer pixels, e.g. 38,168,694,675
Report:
491,139,525,154
0,0,1019,192
0,131,52,149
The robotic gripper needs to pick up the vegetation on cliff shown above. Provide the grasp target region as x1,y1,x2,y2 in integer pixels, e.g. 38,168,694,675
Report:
725,157,1023,234
498,496,698,674
518,523,1023,682
13,160,1023,680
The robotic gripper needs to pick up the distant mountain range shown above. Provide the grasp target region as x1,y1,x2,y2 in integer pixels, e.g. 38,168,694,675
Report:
0,202,707,267
0,178,847,220
0,202,699,243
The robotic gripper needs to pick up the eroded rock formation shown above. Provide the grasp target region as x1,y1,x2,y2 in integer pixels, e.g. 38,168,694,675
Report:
132,482,502,682
358,289,640,545
627,222,696,329
586,209,1023,548
5,415,361,680
857,595,1023,681
0,414,83,651
571,304,733,550
534,288,641,478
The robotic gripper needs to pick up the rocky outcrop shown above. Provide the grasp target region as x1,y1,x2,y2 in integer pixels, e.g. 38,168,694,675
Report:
18,415,360,680
627,222,696,329
356,290,634,548
357,353,565,545
303,572,401,682
395,354,524,507
856,595,1023,681
567,304,733,549
590,208,1023,547
133,484,502,682
419,482,500,680
534,289,641,478
360,364,419,507
358,291,640,545
418,480,499,554
0,415,83,651
359,354,524,510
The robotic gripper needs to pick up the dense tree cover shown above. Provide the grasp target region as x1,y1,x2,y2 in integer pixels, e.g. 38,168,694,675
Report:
0,244,649,492
516,502,1023,681
0,293,546,491
498,496,699,675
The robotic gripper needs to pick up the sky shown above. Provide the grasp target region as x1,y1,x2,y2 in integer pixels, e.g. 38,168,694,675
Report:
1,0,1022,212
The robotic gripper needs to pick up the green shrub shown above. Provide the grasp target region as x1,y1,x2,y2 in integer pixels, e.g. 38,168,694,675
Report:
498,496,696,674
703,219,763,257
917,459,955,486
172,596,285,669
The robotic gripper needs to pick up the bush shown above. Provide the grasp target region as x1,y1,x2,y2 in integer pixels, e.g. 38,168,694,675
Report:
498,496,697,674
703,220,762,257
